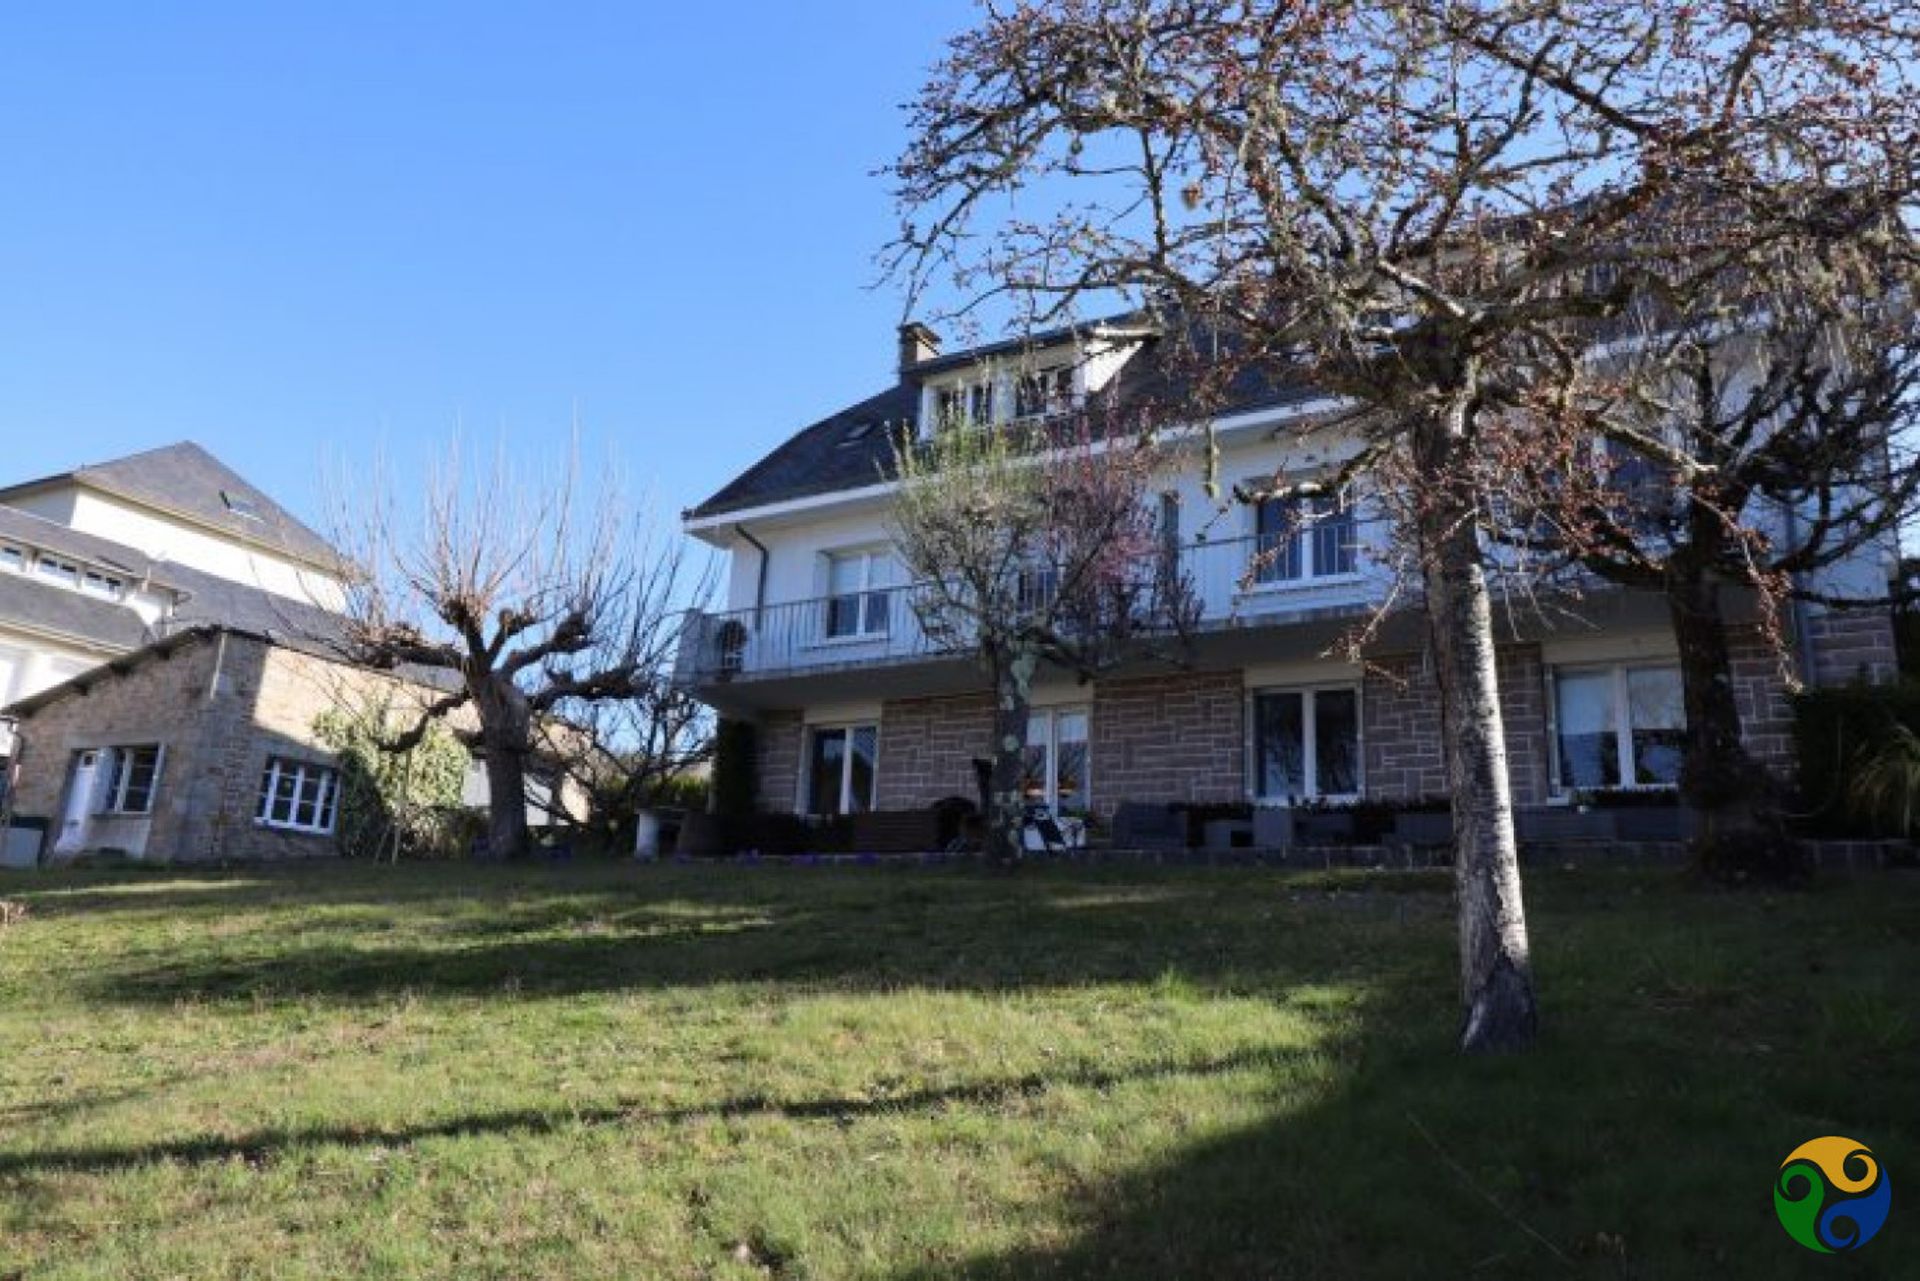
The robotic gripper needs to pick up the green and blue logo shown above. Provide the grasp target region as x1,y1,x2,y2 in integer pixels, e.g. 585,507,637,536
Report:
1775,1136,1891,1253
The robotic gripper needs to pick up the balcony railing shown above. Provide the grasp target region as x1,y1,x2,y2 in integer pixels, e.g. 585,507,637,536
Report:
675,533,1384,687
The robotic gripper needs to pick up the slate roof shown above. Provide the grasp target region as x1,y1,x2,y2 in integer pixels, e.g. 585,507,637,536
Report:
0,499,346,655
685,322,1329,522
0,441,342,569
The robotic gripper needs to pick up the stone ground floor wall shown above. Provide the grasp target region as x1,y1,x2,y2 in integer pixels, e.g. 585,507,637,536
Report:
753,630,1810,817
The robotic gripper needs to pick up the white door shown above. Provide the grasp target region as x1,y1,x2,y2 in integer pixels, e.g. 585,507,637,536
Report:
54,750,100,854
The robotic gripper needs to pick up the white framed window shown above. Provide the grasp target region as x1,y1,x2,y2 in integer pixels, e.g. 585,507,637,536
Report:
0,544,23,573
100,745,164,815
1551,663,1684,791
1253,491,1357,584
1013,365,1074,420
823,550,891,639
804,723,878,816
1250,686,1361,802
36,555,80,588
81,569,123,598
934,380,996,429
255,757,341,833
1021,707,1090,816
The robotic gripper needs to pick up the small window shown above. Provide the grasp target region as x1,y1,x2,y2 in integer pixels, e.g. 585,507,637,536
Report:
935,381,995,429
222,490,264,521
36,556,80,587
100,745,163,815
81,570,123,598
0,545,22,572
255,757,341,834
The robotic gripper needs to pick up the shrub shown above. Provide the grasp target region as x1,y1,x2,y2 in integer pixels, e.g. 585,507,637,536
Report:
711,719,759,817
1791,681,1920,837
315,696,470,860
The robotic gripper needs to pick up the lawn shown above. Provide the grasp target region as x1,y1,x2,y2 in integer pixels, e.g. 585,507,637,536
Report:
0,859,1912,1280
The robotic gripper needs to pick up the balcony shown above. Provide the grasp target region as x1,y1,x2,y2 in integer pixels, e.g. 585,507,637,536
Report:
675,534,1387,697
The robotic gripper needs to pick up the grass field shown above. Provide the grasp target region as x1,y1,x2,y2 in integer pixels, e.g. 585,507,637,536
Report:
0,859,1913,1279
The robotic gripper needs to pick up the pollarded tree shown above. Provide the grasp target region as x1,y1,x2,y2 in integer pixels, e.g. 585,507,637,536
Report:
891,410,1195,866
332,441,703,861
888,0,1919,1048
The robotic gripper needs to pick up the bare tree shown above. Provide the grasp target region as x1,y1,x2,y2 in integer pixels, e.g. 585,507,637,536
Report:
888,0,1918,1049
1497,264,1920,871
331,440,704,861
891,407,1194,865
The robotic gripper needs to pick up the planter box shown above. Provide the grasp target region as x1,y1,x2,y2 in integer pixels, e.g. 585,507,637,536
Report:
1253,808,1295,849
1391,810,1453,848
1516,808,1618,844
1295,812,1357,845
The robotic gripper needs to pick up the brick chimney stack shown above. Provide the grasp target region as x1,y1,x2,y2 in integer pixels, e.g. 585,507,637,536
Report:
897,321,941,375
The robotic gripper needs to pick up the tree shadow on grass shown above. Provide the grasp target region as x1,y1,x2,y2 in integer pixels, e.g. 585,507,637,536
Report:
0,1044,1301,1180
77,871,1450,1005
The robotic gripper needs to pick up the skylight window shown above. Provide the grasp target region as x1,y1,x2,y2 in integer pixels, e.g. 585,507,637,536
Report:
222,490,264,521
838,420,879,448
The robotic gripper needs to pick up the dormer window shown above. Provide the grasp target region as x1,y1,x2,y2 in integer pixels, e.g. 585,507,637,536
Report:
1014,366,1074,420
935,382,995,429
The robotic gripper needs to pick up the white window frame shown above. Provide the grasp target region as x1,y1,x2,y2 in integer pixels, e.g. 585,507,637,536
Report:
1022,706,1091,815
81,569,123,599
1547,661,1684,795
821,549,892,640
800,722,880,816
255,757,341,834
99,744,165,815
36,555,80,588
0,544,23,573
1248,684,1364,804
1248,486,1361,588
1012,364,1076,421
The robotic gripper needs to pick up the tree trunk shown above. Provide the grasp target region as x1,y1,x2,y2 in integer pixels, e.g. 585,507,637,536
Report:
474,674,534,861
1667,568,1787,876
985,645,1037,867
1412,402,1538,1053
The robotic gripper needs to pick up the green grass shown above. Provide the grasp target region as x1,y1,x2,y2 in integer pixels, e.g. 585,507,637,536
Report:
0,859,1913,1279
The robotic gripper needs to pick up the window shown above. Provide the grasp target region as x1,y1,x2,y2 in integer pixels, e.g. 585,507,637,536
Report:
824,550,891,639
935,381,995,428
81,569,123,598
36,556,80,588
255,757,341,833
222,489,264,521
1253,492,1356,585
100,745,163,814
1021,707,1090,815
1552,663,1684,790
1014,366,1074,419
1252,687,1360,801
0,545,22,572
806,724,878,816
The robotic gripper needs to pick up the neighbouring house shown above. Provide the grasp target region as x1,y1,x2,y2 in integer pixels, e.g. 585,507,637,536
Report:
674,321,1898,838
0,442,586,863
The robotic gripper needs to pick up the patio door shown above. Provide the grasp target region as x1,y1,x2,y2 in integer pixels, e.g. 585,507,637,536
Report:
1251,687,1360,803
54,750,101,854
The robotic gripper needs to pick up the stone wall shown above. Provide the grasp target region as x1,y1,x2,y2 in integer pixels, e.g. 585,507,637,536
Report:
755,710,804,813
874,691,993,811
1361,644,1550,806
1804,609,1898,687
1089,671,1245,814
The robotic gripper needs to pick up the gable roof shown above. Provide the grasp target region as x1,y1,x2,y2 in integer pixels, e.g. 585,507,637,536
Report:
0,441,342,571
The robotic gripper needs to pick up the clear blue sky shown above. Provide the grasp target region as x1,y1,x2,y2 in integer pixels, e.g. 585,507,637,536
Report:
0,2,976,533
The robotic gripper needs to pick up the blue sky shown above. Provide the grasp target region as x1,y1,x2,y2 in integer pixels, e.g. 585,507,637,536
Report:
0,2,976,535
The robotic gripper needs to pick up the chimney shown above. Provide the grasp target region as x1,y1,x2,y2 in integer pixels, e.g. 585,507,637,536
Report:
897,321,941,375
